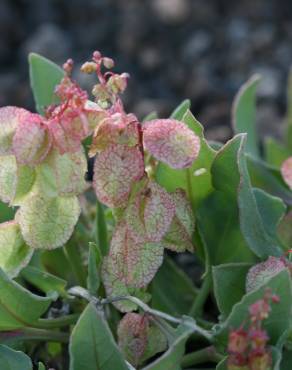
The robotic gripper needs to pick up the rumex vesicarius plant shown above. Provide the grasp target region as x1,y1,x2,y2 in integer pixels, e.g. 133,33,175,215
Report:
0,52,291,370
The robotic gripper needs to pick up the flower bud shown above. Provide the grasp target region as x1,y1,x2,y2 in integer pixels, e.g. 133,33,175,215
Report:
248,329,269,351
248,349,272,370
228,328,248,354
80,62,97,74
107,73,129,94
103,57,115,69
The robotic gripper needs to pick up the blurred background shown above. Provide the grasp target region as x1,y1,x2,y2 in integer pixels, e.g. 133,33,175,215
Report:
0,0,292,142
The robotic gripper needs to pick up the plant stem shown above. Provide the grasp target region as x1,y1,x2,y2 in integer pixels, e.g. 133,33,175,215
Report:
181,346,224,368
102,295,213,341
189,273,212,317
95,201,109,256
33,314,79,329
64,242,87,287
0,328,69,344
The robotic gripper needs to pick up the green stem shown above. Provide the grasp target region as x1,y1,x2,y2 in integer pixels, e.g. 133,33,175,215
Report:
102,295,213,341
95,201,109,256
33,314,79,329
189,273,212,317
0,328,69,344
181,346,224,368
64,242,87,287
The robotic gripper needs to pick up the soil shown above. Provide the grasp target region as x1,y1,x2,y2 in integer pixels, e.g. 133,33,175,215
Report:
0,0,292,142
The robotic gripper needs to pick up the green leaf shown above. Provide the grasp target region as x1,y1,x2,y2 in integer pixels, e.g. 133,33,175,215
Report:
151,256,198,316
232,74,261,157
29,53,64,115
247,154,292,206
0,201,14,223
216,358,227,370
0,345,32,370
253,188,286,248
212,135,283,258
69,303,128,370
87,242,102,295
197,191,256,266
17,193,80,250
0,268,52,330
215,269,292,348
36,148,87,197
142,111,158,122
156,110,216,210
0,155,35,206
170,99,191,120
21,266,67,299
264,137,291,168
142,324,193,370
41,248,71,281
38,363,46,370
212,263,252,318
0,221,33,278
280,349,292,370
236,138,284,257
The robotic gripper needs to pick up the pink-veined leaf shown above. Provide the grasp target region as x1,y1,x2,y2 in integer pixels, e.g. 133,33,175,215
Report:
49,112,88,155
281,156,292,189
84,100,108,132
246,256,287,292
126,182,175,243
12,113,52,166
118,313,167,367
17,193,80,249
0,221,33,278
0,106,32,155
89,113,139,156
101,256,151,313
109,222,164,288
143,118,200,169
36,148,87,197
118,313,149,367
93,144,144,208
0,155,35,205
162,189,195,252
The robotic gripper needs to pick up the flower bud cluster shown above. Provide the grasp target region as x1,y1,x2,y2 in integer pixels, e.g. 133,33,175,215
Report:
227,289,279,370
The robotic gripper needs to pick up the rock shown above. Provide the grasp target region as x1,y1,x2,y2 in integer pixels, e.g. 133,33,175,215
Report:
151,0,190,24
182,31,212,62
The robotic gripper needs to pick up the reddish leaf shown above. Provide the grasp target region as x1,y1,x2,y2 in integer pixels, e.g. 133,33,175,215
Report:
109,222,164,288
126,182,175,243
118,313,149,367
0,155,35,205
12,114,52,166
101,256,151,313
162,189,195,252
143,118,200,169
89,113,139,156
93,144,144,208
0,106,31,155
118,313,167,367
281,156,292,189
246,257,286,292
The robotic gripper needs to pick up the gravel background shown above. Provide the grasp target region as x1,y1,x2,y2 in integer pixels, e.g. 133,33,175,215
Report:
1,0,292,142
